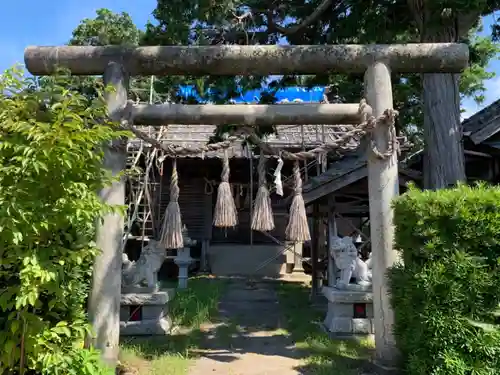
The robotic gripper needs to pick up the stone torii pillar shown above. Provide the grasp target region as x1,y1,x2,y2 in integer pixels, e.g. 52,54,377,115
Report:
364,63,398,367
87,62,128,365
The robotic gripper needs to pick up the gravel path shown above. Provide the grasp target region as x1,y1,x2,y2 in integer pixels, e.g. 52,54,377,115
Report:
187,278,307,375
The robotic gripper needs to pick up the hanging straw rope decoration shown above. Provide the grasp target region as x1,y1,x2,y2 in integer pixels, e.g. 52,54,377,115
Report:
160,158,184,249
213,149,238,227
251,150,275,231
285,161,311,242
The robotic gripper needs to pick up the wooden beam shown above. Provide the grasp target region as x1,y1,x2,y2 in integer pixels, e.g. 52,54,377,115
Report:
399,168,423,180
333,193,367,201
318,203,369,213
469,114,500,145
304,166,368,204
132,103,362,126
335,205,370,214
25,43,469,76
464,149,493,158
304,162,420,205
335,212,370,240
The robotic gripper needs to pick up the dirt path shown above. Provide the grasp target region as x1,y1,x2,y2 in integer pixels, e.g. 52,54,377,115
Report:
187,278,306,375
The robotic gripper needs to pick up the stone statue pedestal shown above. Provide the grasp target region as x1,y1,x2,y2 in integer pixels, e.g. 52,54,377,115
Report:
119,288,175,336
322,286,374,336
174,247,194,289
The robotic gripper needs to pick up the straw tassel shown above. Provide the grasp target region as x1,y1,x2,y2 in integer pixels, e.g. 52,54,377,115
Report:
251,151,275,231
213,150,238,227
160,159,184,249
285,161,311,242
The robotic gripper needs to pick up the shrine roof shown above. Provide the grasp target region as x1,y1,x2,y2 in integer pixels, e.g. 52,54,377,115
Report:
462,99,500,144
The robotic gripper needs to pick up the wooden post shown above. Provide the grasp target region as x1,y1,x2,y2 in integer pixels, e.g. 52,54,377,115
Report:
310,202,320,299
201,191,212,271
327,195,337,287
87,62,128,366
364,62,399,366
249,148,254,245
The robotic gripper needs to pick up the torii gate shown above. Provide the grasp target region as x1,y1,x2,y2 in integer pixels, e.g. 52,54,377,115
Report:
24,43,468,369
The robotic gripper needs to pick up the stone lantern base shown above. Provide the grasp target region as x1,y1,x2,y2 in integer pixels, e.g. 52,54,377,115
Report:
322,286,374,335
119,288,175,336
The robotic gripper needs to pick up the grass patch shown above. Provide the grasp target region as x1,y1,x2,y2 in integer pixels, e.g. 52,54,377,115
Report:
119,276,227,375
277,281,375,375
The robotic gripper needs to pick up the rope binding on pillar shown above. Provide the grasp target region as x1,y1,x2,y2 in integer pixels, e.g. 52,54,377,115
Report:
358,99,400,160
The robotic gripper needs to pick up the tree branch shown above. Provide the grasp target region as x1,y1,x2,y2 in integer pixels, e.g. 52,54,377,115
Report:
202,29,270,45
267,0,334,35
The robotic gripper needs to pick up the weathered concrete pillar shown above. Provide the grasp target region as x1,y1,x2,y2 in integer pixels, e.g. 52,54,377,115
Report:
364,62,399,366
88,62,128,365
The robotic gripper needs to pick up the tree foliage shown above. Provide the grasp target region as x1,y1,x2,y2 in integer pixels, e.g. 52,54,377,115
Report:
141,0,499,147
69,4,499,177
67,9,152,103
0,66,126,374
68,5,499,143
69,8,143,46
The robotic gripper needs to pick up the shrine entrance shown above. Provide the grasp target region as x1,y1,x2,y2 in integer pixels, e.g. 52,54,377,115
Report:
24,42,469,369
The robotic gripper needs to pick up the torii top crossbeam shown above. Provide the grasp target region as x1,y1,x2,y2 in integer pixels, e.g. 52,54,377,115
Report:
24,44,468,76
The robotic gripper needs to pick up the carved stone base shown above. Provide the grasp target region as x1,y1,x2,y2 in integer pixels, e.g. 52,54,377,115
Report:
324,317,374,335
121,286,158,294
322,286,374,336
120,289,175,336
120,317,172,336
334,283,372,292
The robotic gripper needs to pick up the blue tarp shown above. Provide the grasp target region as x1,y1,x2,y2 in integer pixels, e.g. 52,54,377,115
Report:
177,85,325,103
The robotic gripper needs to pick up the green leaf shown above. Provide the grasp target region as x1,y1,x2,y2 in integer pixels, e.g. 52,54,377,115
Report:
10,320,20,334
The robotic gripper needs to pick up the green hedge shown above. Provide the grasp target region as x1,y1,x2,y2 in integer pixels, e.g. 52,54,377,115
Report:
389,184,500,375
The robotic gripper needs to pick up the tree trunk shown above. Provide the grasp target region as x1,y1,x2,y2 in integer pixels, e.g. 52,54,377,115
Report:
422,71,465,188
421,25,466,189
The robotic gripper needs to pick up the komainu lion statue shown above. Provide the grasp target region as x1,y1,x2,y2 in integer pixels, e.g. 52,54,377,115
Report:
121,239,166,289
330,235,372,290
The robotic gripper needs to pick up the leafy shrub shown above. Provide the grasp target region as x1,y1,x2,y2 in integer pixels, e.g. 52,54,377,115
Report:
390,183,500,375
0,66,128,374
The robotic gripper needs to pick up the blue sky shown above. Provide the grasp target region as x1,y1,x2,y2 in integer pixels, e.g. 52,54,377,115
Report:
1,0,498,119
